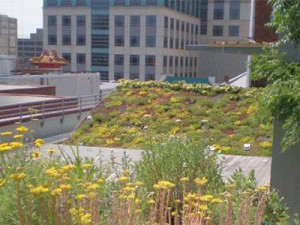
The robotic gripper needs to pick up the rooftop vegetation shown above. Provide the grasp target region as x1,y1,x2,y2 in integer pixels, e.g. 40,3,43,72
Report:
67,80,273,156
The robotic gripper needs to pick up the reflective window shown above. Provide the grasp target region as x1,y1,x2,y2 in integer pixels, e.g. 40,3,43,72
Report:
130,0,141,5
213,25,223,36
146,0,157,5
164,17,168,28
145,74,155,81
90,0,110,9
48,16,57,26
92,15,109,30
62,53,71,62
230,0,240,19
92,53,109,66
76,0,87,6
48,35,57,45
146,15,156,27
115,16,125,27
115,0,126,5
146,36,156,47
77,54,86,64
47,0,57,6
61,0,72,6
228,25,239,36
214,0,225,20
130,36,140,47
77,35,86,45
115,36,124,46
62,35,71,45
114,54,124,65
130,55,139,66
130,15,140,27
62,16,71,26
145,55,155,66
92,35,109,48
77,16,86,27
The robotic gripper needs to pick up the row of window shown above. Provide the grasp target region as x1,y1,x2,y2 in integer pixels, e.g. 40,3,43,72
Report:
213,25,239,37
114,15,156,27
48,34,86,45
164,16,199,34
114,35,156,47
48,15,86,27
163,56,197,68
61,53,110,66
46,0,161,7
213,0,240,20
115,55,156,66
18,47,43,52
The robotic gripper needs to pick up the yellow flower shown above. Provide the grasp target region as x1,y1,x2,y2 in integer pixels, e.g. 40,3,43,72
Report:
35,139,45,147
1,132,12,136
119,176,129,182
147,200,155,205
194,177,208,187
180,177,189,183
45,167,61,178
86,184,100,191
171,211,179,217
0,146,13,152
31,151,42,158
80,164,93,170
30,185,49,196
59,184,72,190
10,173,26,182
122,170,130,176
0,179,6,187
259,141,272,149
153,181,175,190
47,148,56,154
13,134,23,139
211,198,224,204
199,205,208,211
135,181,144,187
61,164,76,172
16,126,29,133
10,142,23,149
200,195,214,202
81,213,92,224
76,194,87,200
51,188,62,196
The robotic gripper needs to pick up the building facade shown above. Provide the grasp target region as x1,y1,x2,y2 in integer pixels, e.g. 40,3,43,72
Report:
43,0,256,81
18,29,43,68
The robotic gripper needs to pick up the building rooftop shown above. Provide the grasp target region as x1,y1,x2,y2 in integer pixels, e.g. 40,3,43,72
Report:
30,50,69,66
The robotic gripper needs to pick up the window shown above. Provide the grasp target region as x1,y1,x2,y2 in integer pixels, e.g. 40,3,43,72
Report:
92,35,109,48
130,15,140,27
115,15,125,27
146,0,157,5
164,16,168,28
76,0,87,6
176,20,180,31
169,38,174,48
213,25,223,36
130,0,141,5
115,0,126,5
115,36,124,46
145,74,155,81
92,53,109,66
130,73,139,79
146,15,156,27
163,56,168,67
62,16,71,26
77,54,86,64
191,24,194,34
181,21,185,32
175,38,179,49
100,71,109,81
114,73,124,80
228,25,239,36
48,16,57,26
170,18,174,30
214,0,225,20
185,57,188,66
200,24,207,35
92,15,109,30
189,57,193,66
114,54,124,65
48,35,57,45
77,35,86,45
169,56,173,67
62,53,71,62
175,56,179,67
164,37,168,48
90,0,110,9
61,0,72,6
130,55,139,66
130,36,140,47
47,0,57,6
180,57,184,67
146,36,156,47
145,55,155,66
62,35,71,45
186,23,189,33
77,16,86,26
181,40,184,49
230,0,240,19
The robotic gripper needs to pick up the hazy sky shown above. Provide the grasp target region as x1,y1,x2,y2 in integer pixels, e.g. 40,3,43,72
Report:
0,0,43,38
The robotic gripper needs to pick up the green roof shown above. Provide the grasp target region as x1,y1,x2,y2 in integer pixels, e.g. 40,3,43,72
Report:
164,76,210,84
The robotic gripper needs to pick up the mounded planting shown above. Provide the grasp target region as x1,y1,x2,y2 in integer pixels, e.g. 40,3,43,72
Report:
67,80,273,156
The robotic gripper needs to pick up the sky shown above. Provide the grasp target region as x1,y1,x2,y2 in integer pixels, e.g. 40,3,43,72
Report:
0,0,43,38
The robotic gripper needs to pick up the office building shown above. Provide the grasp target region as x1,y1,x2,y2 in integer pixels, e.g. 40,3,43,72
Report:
43,0,269,82
18,29,43,68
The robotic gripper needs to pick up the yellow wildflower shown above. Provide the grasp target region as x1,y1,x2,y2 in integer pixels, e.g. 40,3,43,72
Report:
0,146,13,152
200,195,214,202
122,170,130,176
51,188,62,196
81,213,92,224
45,167,61,178
86,184,100,191
153,181,175,190
147,200,155,205
211,198,224,204
13,134,23,139
61,164,76,172
1,132,12,136
10,142,23,149
76,194,87,200
47,148,56,154
16,126,29,133
31,151,42,158
30,186,49,196
34,139,45,147
180,177,189,183
199,205,208,211
10,173,26,182
194,177,208,187
119,176,129,182
135,181,144,186
59,184,72,190
0,179,6,187
171,211,179,217
80,164,93,170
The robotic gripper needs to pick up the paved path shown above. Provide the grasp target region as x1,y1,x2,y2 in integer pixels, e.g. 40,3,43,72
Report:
41,144,271,186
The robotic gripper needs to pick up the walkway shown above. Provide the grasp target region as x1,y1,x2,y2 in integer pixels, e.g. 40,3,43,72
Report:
41,144,271,186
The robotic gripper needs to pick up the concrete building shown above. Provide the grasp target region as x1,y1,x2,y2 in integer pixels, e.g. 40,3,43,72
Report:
18,29,43,68
43,0,270,82
0,14,18,76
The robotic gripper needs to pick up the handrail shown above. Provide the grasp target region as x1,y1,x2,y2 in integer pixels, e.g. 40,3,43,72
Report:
0,94,102,123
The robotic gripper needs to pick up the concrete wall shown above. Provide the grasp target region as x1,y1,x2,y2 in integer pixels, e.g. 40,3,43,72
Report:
0,73,100,97
0,111,88,140
0,55,16,76
271,120,300,216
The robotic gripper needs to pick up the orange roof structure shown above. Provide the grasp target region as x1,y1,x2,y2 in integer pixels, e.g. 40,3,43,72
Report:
30,50,69,68
208,41,271,48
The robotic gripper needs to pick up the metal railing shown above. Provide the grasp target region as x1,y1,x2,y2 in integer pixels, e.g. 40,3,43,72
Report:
0,94,102,124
